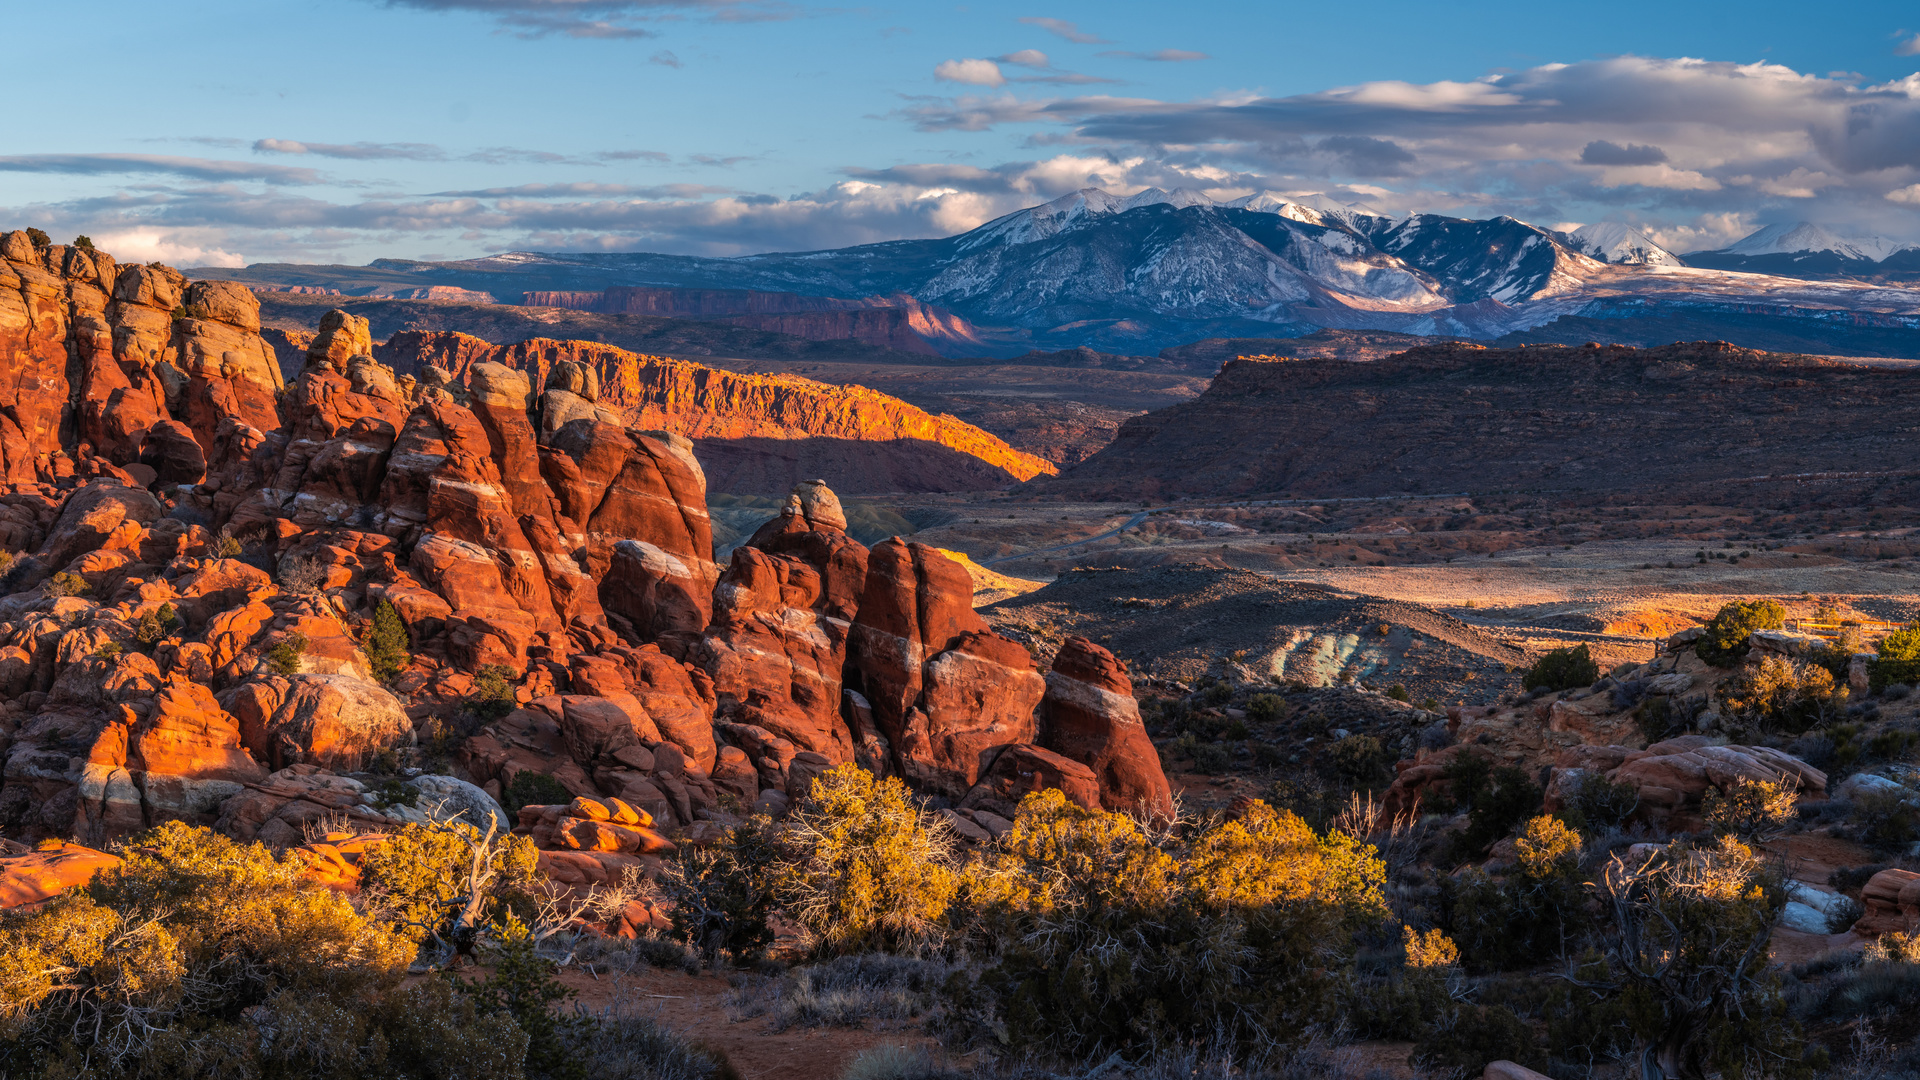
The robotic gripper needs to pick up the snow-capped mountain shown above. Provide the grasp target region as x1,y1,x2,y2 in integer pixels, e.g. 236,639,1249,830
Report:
1720,222,1906,262
214,192,1920,352
1685,222,1918,277
1565,223,1682,266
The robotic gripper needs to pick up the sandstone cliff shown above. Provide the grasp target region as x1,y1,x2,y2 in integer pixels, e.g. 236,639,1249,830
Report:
378,330,1056,492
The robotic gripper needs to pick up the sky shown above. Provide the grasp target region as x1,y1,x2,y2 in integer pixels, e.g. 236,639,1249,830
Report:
6,0,1920,266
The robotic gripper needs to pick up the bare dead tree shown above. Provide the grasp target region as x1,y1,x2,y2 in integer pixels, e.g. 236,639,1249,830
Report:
1573,840,1789,1080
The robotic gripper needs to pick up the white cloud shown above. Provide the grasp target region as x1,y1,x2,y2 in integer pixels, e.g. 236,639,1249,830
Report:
934,59,1006,87
998,49,1048,68
1889,184,1920,205
1898,32,1920,57
95,230,245,267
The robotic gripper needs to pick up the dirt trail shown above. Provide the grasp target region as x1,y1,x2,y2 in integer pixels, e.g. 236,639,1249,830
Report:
558,965,944,1080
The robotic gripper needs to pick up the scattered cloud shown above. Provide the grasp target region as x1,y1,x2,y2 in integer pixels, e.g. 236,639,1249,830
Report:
374,0,793,39
1897,32,1920,57
1098,49,1208,62
254,138,447,161
427,182,733,197
1318,135,1415,176
1886,183,1920,205
935,59,1006,87
0,154,320,184
998,49,1049,68
650,49,682,67
1018,16,1108,44
1579,140,1667,166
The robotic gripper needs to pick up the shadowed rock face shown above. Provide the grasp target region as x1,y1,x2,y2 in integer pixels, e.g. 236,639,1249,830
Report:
0,232,1170,852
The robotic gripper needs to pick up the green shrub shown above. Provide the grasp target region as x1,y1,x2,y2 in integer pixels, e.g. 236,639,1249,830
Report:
92,640,122,660
1191,741,1232,774
957,791,1388,1059
1563,770,1642,833
1388,683,1410,702
266,632,307,676
502,770,573,817
1695,599,1786,668
1439,750,1542,861
71,235,95,252
24,228,48,247
1872,623,1920,691
660,816,787,968
469,663,519,720
357,817,540,951
134,602,178,646
45,571,89,598
1850,790,1920,853
1245,693,1287,724
1523,643,1598,692
458,914,586,1080
1324,734,1392,787
1719,655,1846,734
777,764,959,956
363,599,412,682
215,531,244,558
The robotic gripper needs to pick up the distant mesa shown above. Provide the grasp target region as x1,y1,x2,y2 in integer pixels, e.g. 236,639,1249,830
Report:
520,285,992,357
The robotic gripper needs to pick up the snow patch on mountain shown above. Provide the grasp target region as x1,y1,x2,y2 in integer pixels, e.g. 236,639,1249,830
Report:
1567,223,1682,266
1718,222,1909,262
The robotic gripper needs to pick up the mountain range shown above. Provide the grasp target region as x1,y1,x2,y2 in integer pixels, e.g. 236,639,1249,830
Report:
205,189,1920,355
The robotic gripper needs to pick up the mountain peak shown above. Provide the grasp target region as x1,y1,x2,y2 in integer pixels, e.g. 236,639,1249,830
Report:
1719,222,1907,262
1567,222,1682,266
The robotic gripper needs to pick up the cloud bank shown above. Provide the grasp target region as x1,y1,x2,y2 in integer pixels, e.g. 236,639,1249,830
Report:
13,55,1920,263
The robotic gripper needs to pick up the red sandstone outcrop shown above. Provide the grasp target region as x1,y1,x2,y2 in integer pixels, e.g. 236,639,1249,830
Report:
848,539,1046,797
0,233,1169,863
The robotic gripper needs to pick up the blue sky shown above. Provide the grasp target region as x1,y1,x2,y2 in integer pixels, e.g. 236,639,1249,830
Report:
6,0,1920,265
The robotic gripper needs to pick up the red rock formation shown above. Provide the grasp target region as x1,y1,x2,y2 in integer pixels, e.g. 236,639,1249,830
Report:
848,539,1045,796
1039,636,1172,817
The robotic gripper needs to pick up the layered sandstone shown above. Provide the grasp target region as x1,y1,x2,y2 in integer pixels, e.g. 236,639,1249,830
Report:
380,331,1054,486
519,286,991,356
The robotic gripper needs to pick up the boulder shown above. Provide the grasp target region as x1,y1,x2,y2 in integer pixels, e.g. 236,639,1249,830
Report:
960,744,1102,819
0,841,121,909
1038,636,1172,817
1856,868,1920,936
405,774,510,834
225,674,413,772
